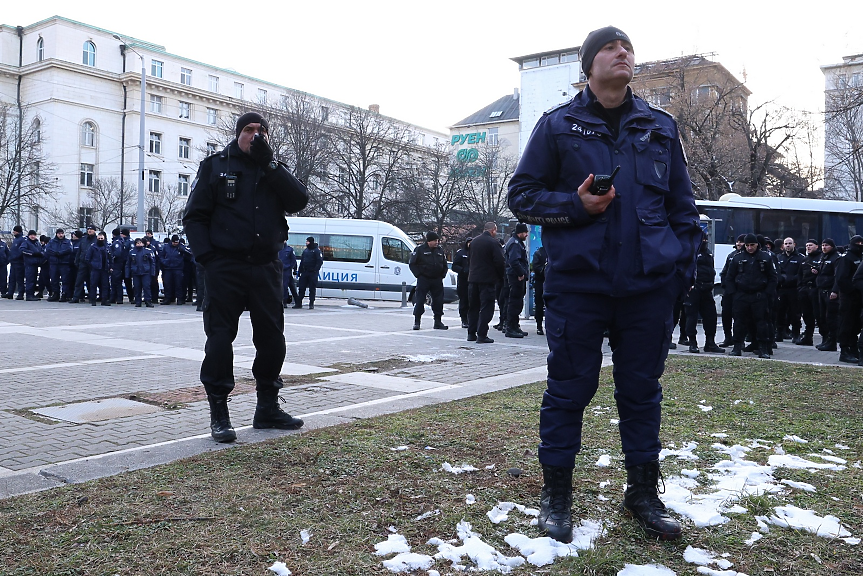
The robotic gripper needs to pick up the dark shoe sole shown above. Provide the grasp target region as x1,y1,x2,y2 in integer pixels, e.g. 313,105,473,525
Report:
211,430,237,443
252,420,304,430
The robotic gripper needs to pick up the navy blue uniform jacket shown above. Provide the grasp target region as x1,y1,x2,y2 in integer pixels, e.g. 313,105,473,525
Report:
507,88,701,297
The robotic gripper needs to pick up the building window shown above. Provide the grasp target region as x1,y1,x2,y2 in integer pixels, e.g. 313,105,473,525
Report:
148,207,161,233
78,206,93,229
178,101,191,119
488,128,499,146
208,75,219,92
37,37,44,61
321,106,329,122
33,118,41,143
489,111,503,118
541,54,560,66
207,108,218,126
151,60,163,78
82,41,96,66
522,57,539,70
80,164,94,187
561,51,579,63
837,74,847,88
149,132,162,155
206,142,217,155
149,94,163,113
180,67,192,85
148,170,161,193
257,88,268,103
853,73,862,88
178,174,190,196
178,137,191,159
234,82,244,99
81,122,96,147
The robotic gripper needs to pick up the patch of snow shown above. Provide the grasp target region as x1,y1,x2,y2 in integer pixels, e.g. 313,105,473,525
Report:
391,445,409,451
617,564,676,576
711,433,728,438
382,553,435,573
682,469,700,478
504,534,578,566
744,532,763,545
415,510,440,521
487,502,539,524
610,418,620,425
300,529,310,544
768,454,845,471
696,568,748,576
808,453,847,465
684,546,733,569
766,505,852,538
268,562,292,576
842,537,861,545
773,445,785,455
835,443,850,450
432,520,525,572
441,462,479,474
596,454,612,467
466,494,475,505
780,479,816,492
485,464,495,470
783,434,808,444
599,481,610,488
699,404,713,412
659,441,699,461
375,534,411,555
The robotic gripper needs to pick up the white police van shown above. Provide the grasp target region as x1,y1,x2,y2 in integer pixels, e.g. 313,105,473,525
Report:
285,217,458,303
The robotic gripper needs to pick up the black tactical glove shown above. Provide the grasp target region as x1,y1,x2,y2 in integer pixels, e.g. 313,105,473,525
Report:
249,134,274,168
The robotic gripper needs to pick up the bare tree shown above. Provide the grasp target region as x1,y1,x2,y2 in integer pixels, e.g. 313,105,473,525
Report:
0,104,59,227
47,177,134,232
731,102,800,196
824,84,863,201
461,142,519,225
321,106,415,220
146,184,185,235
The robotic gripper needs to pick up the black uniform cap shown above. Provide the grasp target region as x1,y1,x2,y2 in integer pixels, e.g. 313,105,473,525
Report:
579,26,632,77
235,112,270,140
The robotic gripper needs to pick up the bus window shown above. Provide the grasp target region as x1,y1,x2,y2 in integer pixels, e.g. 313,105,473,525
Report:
320,234,373,263
701,207,755,245
381,237,411,263
760,210,820,248
822,214,863,245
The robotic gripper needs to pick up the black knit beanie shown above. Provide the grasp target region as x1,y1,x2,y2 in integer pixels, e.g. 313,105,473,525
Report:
235,112,270,140
580,26,632,77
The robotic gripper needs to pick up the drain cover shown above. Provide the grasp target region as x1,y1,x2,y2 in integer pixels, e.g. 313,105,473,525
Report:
32,398,162,424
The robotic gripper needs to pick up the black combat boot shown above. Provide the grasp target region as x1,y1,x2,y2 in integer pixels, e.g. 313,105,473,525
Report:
758,341,772,359
537,322,544,336
505,327,524,338
839,346,860,364
253,387,304,430
677,335,689,346
461,317,469,329
816,337,837,351
538,464,574,543
433,317,448,330
688,343,700,353
796,334,813,346
46,293,59,302
207,393,237,443
703,340,725,354
728,344,742,356
413,316,421,330
858,346,863,367
622,460,682,540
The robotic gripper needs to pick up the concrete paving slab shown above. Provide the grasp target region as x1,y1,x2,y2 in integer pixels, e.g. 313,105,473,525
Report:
0,471,65,499
33,398,163,424
319,372,449,392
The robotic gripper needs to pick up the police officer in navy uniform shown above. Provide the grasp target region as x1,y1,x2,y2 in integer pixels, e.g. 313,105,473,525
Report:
832,235,863,363
815,238,840,351
294,236,323,309
508,26,700,542
183,111,309,443
726,233,777,358
796,239,821,346
71,225,97,303
409,231,449,330
503,223,530,338
21,230,44,301
684,232,724,353
452,237,472,328
718,234,745,346
45,229,73,301
6,226,26,299
126,237,157,307
467,222,505,343
775,237,803,342
852,254,863,365
278,238,300,307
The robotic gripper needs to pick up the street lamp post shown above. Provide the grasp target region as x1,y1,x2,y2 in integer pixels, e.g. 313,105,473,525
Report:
114,35,146,232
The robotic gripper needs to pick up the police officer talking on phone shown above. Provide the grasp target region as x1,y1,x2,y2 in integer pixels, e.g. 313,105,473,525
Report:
508,26,701,543
183,112,309,443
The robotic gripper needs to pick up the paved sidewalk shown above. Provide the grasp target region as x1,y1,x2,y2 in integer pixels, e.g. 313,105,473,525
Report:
0,297,854,499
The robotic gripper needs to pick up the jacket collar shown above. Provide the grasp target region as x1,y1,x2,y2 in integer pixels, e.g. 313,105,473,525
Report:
565,86,657,133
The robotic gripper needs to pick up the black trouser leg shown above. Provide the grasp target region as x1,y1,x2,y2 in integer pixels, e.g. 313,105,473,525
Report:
506,273,526,329
838,292,863,350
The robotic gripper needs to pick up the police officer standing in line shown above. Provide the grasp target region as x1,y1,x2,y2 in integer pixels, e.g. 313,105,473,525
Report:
452,237,472,328
6,226,26,299
70,225,97,303
183,111,309,443
815,238,840,351
466,222,505,344
409,231,449,330
508,26,701,542
0,235,8,297
718,234,745,346
278,237,300,308
110,228,132,304
776,237,803,342
684,232,724,353
726,233,777,358
531,244,547,335
796,239,821,346
851,256,863,365
294,236,323,309
126,237,157,307
45,228,73,301
503,223,530,338
832,235,863,363
145,230,162,303
21,230,44,301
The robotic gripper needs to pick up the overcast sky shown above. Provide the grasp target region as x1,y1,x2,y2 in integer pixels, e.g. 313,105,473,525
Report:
3,1,860,134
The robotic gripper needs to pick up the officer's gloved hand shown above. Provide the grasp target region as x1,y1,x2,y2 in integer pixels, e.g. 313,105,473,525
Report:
249,134,274,168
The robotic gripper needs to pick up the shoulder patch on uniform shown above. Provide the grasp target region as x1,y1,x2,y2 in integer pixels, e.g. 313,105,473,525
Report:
544,97,574,116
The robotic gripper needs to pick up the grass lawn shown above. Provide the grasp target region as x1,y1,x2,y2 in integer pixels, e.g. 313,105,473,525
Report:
1,357,861,575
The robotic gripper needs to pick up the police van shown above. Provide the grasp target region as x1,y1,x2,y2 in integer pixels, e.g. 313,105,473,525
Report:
285,217,458,303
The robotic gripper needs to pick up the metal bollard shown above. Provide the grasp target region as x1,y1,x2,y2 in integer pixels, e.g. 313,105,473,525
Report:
401,282,408,308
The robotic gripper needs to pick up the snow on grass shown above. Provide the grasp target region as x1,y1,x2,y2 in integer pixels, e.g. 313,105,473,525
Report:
268,562,292,575
596,454,612,467
780,479,816,492
768,454,846,471
659,441,699,460
441,462,479,474
486,502,539,524
783,434,808,443
617,564,676,575
684,545,733,569
430,520,525,572
744,532,763,545
375,534,411,555
762,505,852,539
382,553,435,573
300,529,310,544
390,445,409,451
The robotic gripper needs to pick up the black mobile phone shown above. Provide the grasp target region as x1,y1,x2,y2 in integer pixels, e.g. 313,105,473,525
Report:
589,165,621,195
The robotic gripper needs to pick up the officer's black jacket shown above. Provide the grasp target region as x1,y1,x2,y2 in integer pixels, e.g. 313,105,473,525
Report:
409,242,448,280
451,242,470,276
719,248,741,289
798,249,821,288
693,243,716,289
183,140,308,265
852,259,863,293
531,246,547,280
777,250,803,290
21,238,44,265
832,245,863,294
46,237,73,265
504,235,529,278
726,248,777,296
467,231,505,284
816,250,839,290
298,243,323,276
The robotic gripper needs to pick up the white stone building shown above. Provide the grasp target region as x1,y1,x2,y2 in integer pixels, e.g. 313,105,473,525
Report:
0,16,445,234
821,53,863,201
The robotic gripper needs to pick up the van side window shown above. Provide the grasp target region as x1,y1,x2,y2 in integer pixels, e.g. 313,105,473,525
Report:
382,237,411,264
320,234,373,263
